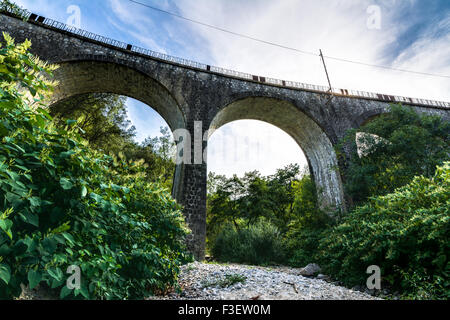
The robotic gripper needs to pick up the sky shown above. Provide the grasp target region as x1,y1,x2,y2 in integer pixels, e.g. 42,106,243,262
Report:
12,0,450,177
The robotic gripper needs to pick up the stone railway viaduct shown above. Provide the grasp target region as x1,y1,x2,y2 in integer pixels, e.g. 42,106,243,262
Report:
1,10,449,259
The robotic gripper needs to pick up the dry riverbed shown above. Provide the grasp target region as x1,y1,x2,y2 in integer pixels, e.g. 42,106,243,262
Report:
150,261,382,300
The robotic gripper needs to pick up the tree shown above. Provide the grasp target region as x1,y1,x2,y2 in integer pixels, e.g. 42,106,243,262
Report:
50,94,176,189
206,164,313,247
319,162,450,299
339,104,450,206
49,93,136,154
138,126,176,186
0,0,26,17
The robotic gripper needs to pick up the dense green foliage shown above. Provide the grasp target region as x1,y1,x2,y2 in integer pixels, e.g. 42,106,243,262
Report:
207,164,305,239
0,33,190,300
50,94,176,189
339,104,449,206
207,104,449,300
207,165,325,265
212,221,285,265
0,0,26,18
284,176,332,267
50,94,136,153
320,163,449,299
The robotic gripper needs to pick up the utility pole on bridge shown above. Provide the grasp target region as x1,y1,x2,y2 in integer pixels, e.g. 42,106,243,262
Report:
319,49,334,105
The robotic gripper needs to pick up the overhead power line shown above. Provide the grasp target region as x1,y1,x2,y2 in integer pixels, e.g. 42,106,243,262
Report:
323,55,450,79
128,0,450,79
128,0,318,57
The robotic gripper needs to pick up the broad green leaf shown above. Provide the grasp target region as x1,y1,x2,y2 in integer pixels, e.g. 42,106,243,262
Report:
0,219,13,239
36,107,52,120
51,277,65,289
60,178,74,190
47,267,63,281
0,263,11,285
90,193,103,203
61,232,75,245
60,285,72,299
81,186,87,198
20,210,39,227
29,197,41,207
80,285,90,299
28,269,42,289
60,151,76,159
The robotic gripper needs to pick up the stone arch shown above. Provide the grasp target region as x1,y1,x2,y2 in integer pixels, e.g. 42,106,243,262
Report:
47,60,186,199
48,60,186,132
208,97,346,211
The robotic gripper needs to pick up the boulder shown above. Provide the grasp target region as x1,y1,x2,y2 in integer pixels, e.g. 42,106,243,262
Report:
316,274,329,280
299,263,321,276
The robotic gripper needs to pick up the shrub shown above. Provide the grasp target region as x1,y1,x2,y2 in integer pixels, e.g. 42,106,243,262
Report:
318,162,450,299
0,0,28,18
338,104,450,206
211,220,285,265
283,176,332,267
0,33,191,300
284,227,328,268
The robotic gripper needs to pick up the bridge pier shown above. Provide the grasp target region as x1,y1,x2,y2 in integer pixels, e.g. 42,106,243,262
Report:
173,121,209,261
180,163,207,261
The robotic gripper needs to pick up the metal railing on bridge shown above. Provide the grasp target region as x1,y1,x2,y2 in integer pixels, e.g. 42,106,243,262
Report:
1,5,449,109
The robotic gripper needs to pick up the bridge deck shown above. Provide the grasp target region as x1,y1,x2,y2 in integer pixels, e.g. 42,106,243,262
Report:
1,6,449,110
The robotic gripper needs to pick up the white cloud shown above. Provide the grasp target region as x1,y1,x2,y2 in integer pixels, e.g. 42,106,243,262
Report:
208,120,307,177
13,0,67,21
170,0,450,177
173,0,449,100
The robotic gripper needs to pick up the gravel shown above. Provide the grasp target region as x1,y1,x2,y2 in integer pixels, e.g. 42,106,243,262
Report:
150,262,382,300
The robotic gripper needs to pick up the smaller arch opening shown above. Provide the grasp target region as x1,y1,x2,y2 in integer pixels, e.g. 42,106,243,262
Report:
49,94,177,191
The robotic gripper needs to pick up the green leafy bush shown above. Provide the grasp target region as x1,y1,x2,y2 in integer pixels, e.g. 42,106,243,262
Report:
338,104,449,206
49,94,176,190
0,0,28,19
283,176,332,267
284,227,328,268
211,220,285,265
319,162,450,299
0,33,191,300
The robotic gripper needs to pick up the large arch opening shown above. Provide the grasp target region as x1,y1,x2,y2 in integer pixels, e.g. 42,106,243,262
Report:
208,97,345,211
47,61,185,199
48,61,185,131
